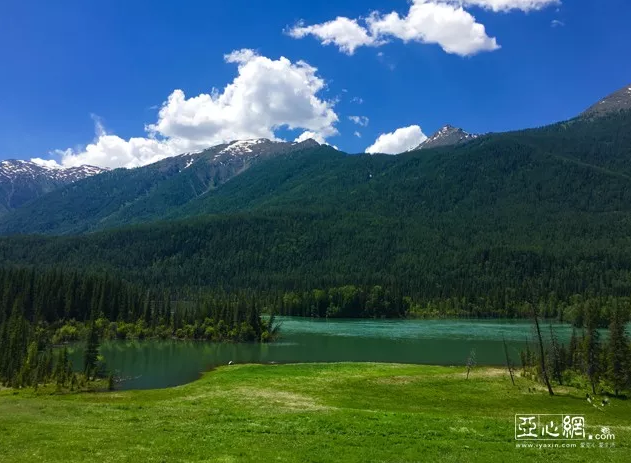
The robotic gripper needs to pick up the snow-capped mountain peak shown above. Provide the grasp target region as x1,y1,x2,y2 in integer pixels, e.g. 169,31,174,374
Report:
219,138,278,155
412,125,477,151
218,138,320,156
0,159,106,181
0,159,107,214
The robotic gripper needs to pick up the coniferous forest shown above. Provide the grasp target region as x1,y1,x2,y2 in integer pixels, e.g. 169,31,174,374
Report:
0,267,276,387
521,301,631,397
1,111,631,389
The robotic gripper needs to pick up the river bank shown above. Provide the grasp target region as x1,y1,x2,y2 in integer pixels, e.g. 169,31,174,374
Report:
1,363,628,462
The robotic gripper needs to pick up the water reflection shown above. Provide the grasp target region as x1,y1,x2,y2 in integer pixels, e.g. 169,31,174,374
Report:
69,317,575,390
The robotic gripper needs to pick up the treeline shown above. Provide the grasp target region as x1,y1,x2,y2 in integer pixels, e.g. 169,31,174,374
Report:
275,285,409,318
522,302,631,396
0,267,275,339
411,293,631,327
0,267,276,387
5,216,631,320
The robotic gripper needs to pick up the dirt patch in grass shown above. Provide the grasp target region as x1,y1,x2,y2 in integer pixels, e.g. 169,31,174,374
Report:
373,375,423,385
463,368,507,378
232,387,333,412
373,368,509,385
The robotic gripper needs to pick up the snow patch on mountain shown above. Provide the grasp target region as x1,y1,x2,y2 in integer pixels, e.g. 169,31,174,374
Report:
0,159,107,182
220,139,271,155
412,125,477,151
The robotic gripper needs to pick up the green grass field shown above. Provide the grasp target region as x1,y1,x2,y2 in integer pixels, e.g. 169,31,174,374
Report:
0,363,628,462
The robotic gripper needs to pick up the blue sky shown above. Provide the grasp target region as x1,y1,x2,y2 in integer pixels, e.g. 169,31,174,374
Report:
1,0,630,166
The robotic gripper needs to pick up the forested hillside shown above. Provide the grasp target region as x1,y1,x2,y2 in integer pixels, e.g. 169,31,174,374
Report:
1,112,631,319
0,139,319,235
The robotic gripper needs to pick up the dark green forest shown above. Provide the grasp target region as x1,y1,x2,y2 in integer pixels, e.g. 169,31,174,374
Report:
1,112,631,321
522,302,631,397
0,267,276,387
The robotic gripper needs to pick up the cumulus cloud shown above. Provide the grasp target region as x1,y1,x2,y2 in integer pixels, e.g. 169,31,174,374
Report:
288,0,557,56
288,1,499,57
349,115,370,126
31,158,64,169
294,131,327,144
365,125,428,154
36,50,339,169
286,17,384,55
367,1,499,56
51,135,188,169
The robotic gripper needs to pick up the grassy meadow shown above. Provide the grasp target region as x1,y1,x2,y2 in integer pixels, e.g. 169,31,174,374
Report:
0,363,629,462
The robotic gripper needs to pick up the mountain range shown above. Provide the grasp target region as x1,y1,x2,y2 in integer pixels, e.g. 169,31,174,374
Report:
0,138,321,234
1,82,629,236
4,82,629,233
0,83,630,306
0,160,105,215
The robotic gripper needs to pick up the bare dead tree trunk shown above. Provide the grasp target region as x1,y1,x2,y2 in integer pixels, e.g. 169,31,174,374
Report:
503,335,515,386
532,304,554,396
466,349,476,380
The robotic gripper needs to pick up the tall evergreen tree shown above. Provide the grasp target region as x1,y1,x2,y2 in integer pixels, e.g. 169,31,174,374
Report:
583,303,602,394
83,322,100,379
549,325,564,385
606,305,629,396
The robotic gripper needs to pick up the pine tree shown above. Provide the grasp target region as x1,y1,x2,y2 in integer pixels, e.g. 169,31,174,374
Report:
22,341,39,387
606,305,629,396
567,328,579,370
54,347,70,387
83,322,99,379
38,347,53,385
3,299,29,386
583,303,602,394
549,325,564,385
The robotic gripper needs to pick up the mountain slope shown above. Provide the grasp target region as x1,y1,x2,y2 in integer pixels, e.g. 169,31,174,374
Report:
2,111,631,236
1,87,631,240
0,139,320,234
582,83,631,117
2,112,631,309
0,160,105,215
412,125,477,151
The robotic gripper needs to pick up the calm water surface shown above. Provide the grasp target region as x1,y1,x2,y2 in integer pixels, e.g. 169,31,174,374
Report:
70,317,575,390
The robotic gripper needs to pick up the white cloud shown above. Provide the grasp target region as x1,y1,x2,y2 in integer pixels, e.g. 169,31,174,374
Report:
367,1,499,56
351,97,364,104
288,0,558,57
349,115,370,126
288,1,499,57
551,19,565,27
37,50,339,169
365,125,427,154
31,158,63,169
294,131,327,144
286,17,383,55
354,131,362,138
52,135,188,169
459,0,560,12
